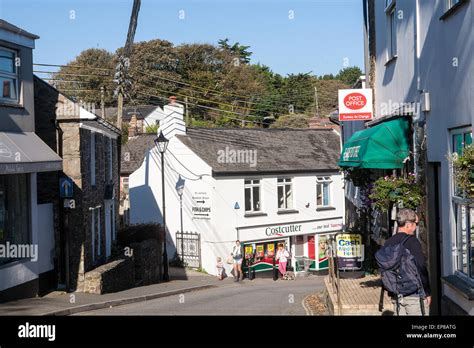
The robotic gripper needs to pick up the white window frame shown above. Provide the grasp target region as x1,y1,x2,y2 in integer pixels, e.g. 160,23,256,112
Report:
244,179,261,213
0,47,19,104
316,176,332,208
448,0,462,9
386,4,398,61
277,177,294,211
90,132,96,186
450,126,473,282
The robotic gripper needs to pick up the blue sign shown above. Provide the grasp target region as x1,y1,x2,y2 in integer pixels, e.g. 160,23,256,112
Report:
59,178,74,198
234,202,240,209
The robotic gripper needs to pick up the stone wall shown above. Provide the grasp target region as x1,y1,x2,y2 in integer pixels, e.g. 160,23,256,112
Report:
82,257,135,294
130,239,162,285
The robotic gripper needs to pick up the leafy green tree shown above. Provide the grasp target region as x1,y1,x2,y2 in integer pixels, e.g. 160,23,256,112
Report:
53,48,115,105
218,38,252,64
335,66,363,86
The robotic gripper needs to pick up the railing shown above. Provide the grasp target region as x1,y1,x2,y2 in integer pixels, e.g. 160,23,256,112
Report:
328,244,342,315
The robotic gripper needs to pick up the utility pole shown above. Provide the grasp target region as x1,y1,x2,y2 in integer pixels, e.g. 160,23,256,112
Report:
115,0,141,129
185,96,189,126
100,86,105,118
314,86,320,117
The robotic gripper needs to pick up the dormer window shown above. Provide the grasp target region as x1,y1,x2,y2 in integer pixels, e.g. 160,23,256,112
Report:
0,47,18,104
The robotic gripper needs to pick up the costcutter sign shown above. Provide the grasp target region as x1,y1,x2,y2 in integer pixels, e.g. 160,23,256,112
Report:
338,89,373,121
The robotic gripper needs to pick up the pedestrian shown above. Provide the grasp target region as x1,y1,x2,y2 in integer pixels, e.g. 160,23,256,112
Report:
231,240,243,282
376,208,431,316
275,243,290,279
216,257,226,280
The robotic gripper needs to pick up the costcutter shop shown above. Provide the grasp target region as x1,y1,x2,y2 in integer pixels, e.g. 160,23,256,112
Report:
126,121,345,277
239,218,343,275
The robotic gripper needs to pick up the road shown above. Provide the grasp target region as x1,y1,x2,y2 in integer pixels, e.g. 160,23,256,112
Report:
75,276,326,315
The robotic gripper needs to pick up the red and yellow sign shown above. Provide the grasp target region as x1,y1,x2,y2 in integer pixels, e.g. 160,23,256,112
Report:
266,243,275,257
256,245,264,257
245,245,253,259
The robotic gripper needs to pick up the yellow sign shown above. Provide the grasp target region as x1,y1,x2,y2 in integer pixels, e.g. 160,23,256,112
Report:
336,234,362,258
256,245,264,257
245,245,253,256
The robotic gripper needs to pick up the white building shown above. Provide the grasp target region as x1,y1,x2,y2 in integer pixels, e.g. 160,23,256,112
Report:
127,102,345,277
345,0,473,315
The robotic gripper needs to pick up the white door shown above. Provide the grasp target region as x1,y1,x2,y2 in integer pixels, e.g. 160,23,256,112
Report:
104,200,112,258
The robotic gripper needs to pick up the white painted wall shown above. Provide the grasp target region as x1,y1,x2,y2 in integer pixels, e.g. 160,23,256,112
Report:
370,0,473,312
144,106,166,127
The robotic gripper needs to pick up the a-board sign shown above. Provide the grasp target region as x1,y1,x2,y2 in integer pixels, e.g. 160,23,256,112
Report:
335,233,364,270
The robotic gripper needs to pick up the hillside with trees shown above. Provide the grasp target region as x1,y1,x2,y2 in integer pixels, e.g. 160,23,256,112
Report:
46,39,362,128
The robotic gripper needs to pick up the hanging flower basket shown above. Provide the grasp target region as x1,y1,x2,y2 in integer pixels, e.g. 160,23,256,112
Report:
449,145,474,200
369,174,423,212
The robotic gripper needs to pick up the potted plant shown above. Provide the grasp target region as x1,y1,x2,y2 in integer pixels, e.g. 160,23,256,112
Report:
369,174,423,212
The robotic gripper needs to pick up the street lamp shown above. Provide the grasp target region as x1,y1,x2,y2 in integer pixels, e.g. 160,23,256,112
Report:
175,176,185,264
154,131,169,281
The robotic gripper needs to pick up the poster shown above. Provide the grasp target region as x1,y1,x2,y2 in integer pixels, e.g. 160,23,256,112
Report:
256,245,264,258
266,243,275,257
245,245,253,259
335,233,363,270
318,235,328,260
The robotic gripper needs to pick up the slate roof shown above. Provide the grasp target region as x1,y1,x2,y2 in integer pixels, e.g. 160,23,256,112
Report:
176,128,341,176
105,105,160,121
121,134,156,174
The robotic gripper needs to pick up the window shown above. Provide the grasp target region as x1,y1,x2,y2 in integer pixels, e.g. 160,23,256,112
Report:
316,176,332,207
122,177,129,195
244,179,261,213
0,47,18,103
91,206,101,264
90,132,96,186
448,0,462,8
0,174,30,265
277,178,293,210
387,6,397,60
451,127,473,280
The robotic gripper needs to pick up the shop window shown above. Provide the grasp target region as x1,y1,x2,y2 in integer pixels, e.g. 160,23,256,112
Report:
0,174,30,265
450,127,473,280
316,176,332,207
0,47,18,104
277,178,293,210
244,179,261,213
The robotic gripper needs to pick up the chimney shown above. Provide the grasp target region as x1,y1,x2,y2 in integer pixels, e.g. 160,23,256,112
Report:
159,97,186,139
128,114,138,138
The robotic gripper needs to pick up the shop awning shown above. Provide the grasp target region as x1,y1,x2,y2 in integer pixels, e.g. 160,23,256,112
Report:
338,117,410,169
0,132,62,174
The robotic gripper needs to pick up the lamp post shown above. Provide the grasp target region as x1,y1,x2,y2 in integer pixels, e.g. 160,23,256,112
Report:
175,176,185,264
154,131,169,281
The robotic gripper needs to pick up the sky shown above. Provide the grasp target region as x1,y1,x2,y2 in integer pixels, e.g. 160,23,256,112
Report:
0,0,364,76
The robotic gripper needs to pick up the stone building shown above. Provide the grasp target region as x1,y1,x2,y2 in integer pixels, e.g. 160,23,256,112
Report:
34,76,121,292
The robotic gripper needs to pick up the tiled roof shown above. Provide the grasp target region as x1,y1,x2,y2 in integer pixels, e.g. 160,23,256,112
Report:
120,134,156,174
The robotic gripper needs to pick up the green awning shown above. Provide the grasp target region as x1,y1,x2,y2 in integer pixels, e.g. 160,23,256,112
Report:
338,117,410,169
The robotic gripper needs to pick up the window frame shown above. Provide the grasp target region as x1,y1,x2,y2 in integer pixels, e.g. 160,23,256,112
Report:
90,131,96,187
450,126,474,282
244,179,262,213
277,177,294,211
316,176,332,208
386,5,398,62
0,46,19,104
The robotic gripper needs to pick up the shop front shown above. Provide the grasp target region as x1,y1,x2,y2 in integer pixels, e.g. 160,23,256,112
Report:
239,217,343,277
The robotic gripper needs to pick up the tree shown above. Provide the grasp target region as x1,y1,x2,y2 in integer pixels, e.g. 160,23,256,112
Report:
218,38,252,64
335,66,363,86
270,114,309,128
53,48,115,106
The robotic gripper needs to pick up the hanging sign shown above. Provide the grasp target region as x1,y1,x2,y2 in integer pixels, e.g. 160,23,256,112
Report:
338,89,373,121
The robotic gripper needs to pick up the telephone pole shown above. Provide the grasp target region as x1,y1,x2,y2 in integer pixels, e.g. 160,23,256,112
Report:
115,0,141,129
314,86,320,117
100,86,105,118
185,96,189,126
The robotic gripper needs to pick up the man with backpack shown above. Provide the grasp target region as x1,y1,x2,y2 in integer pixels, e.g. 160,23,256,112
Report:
376,208,431,315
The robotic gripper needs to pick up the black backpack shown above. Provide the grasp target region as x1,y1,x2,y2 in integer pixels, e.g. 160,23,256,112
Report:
375,234,425,297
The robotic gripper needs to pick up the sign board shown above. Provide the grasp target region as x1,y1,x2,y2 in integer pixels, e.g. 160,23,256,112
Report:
192,191,211,219
335,233,363,270
59,177,74,198
338,89,373,121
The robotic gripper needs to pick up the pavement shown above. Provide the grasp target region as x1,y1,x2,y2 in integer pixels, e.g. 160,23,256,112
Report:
0,267,219,316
